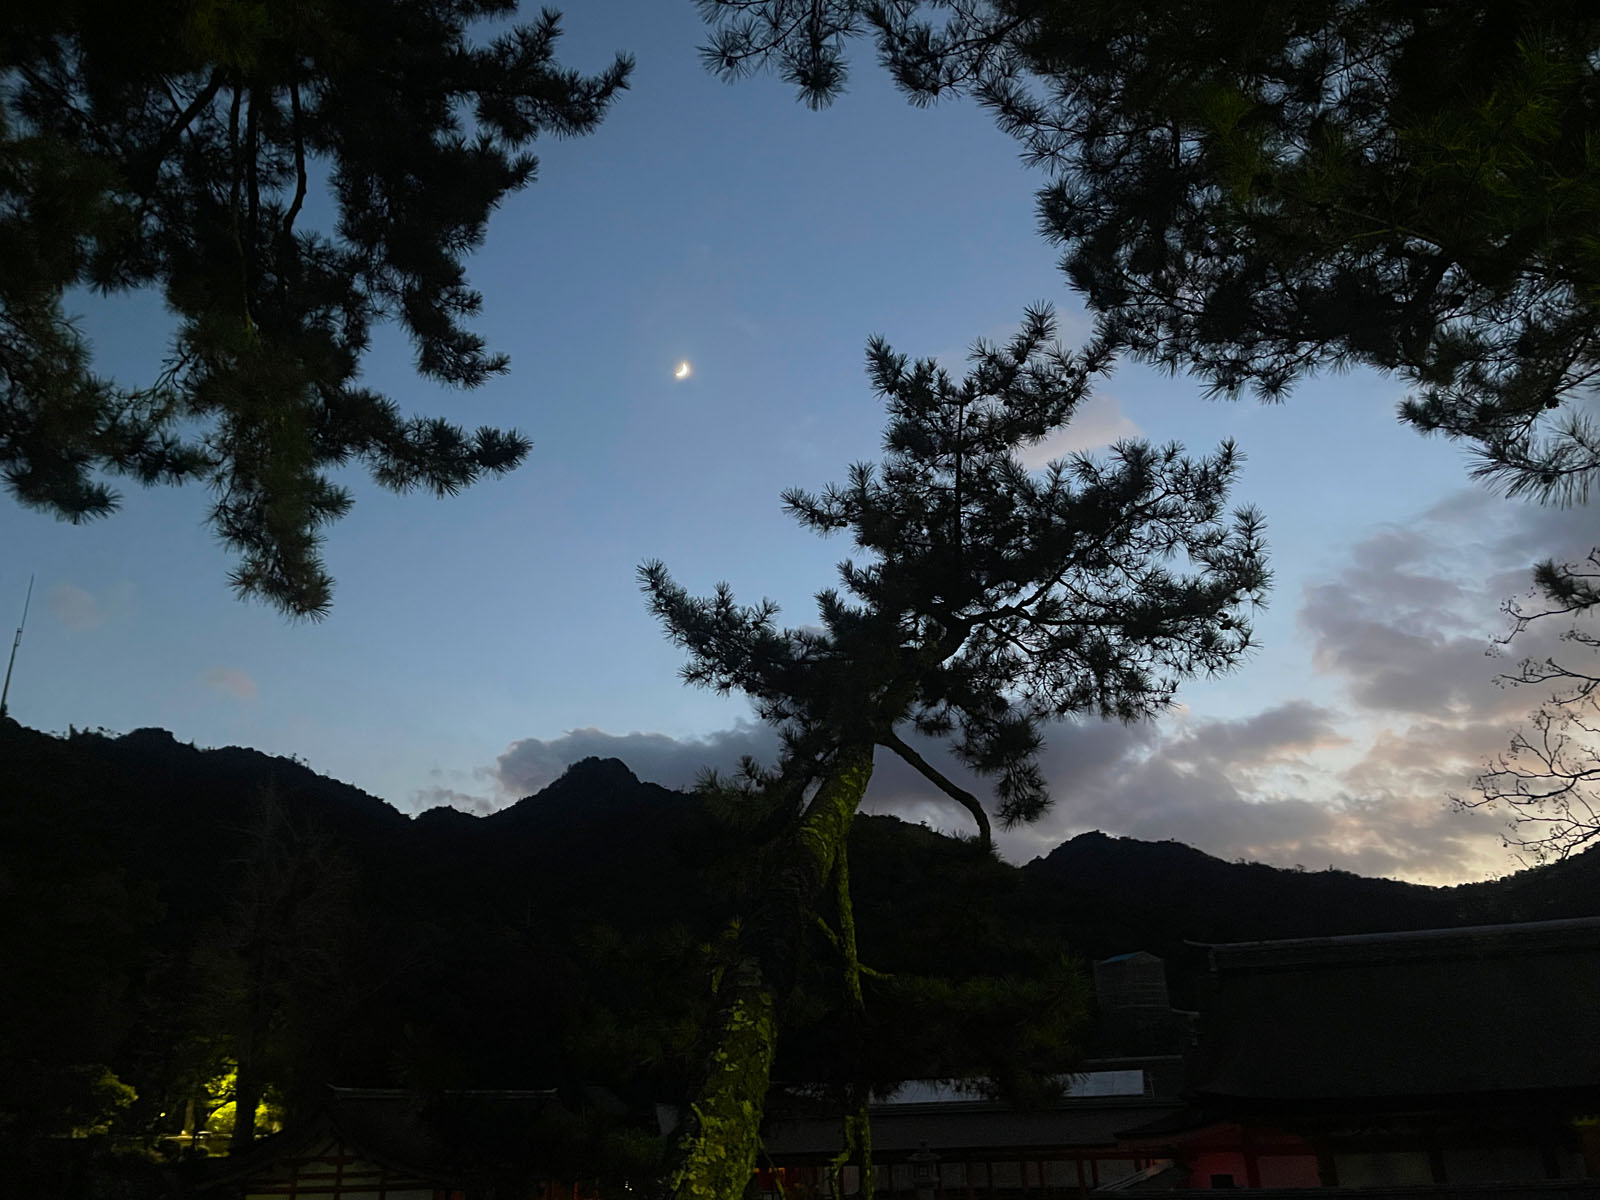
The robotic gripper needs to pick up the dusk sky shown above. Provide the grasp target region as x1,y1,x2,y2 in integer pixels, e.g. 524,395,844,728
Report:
2,1,1590,885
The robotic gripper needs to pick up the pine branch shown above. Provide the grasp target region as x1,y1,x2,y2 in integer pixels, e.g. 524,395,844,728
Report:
879,727,991,850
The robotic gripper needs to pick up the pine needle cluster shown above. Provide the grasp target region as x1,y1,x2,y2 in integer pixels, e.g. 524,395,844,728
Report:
2,1,631,615
699,0,1600,504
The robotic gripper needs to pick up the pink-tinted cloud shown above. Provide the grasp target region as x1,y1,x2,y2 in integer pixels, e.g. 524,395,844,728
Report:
201,666,258,702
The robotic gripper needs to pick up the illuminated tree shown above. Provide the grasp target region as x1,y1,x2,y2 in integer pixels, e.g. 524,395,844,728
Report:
641,307,1267,1199
2,1,630,615
190,788,356,1151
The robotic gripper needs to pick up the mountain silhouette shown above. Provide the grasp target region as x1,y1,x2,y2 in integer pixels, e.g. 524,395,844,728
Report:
5,719,1598,1146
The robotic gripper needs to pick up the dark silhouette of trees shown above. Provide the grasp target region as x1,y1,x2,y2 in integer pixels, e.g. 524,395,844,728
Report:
0,860,156,1142
2,1,631,616
192,788,358,1151
7,718,1600,1188
641,307,1267,1200
696,1,1600,505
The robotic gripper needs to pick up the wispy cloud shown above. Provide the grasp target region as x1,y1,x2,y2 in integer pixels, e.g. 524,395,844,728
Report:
47,581,128,630
201,667,258,703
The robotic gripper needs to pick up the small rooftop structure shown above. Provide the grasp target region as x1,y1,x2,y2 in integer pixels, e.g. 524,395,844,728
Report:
1089,949,1193,1057
1093,951,1171,1013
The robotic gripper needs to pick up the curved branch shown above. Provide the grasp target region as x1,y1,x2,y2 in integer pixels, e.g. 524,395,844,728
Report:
812,915,892,980
282,78,308,242
880,727,991,850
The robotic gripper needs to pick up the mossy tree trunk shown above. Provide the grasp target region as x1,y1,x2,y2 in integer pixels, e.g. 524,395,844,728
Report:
670,744,876,1200
829,838,874,1200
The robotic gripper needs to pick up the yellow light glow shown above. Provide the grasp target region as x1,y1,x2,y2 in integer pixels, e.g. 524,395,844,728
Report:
674,361,692,380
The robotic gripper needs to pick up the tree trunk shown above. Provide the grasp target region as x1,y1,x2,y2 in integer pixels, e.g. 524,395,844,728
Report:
670,744,875,1200
230,1037,264,1152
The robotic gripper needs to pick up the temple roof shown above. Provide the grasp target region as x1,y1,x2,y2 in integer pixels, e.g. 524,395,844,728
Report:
1185,917,1600,1105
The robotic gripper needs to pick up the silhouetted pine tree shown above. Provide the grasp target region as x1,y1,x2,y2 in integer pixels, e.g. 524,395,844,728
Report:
2,1,631,615
641,307,1268,1200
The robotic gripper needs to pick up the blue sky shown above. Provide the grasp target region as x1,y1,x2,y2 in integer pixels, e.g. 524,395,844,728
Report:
3,1,1587,883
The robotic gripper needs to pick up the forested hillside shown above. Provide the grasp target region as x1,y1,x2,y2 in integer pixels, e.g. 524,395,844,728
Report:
5,720,1596,1162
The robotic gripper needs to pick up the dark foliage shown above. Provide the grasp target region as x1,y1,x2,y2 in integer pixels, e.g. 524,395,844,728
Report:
4,720,1600,1172
697,1,1600,504
2,1,631,615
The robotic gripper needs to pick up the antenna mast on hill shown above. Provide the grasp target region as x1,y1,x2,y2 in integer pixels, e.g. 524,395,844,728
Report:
0,573,34,721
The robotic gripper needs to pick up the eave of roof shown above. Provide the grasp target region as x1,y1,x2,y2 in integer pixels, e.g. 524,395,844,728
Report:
1195,916,1600,971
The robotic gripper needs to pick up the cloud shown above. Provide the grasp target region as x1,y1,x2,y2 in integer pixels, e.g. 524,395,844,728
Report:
48,582,117,630
471,490,1597,885
1283,489,1600,872
1163,701,1351,769
201,667,258,702
1296,505,1526,719
481,702,1506,883
854,715,1155,840
727,313,764,339
1017,394,1141,467
845,702,1455,878
406,764,501,816
1300,494,1595,721
494,721,783,798
995,723,1509,883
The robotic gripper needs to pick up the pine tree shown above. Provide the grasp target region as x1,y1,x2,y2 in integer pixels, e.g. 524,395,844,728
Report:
696,1,1600,505
641,307,1267,1200
2,1,631,616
